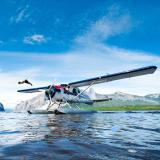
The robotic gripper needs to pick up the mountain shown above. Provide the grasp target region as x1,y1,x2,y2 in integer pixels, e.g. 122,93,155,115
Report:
14,90,160,112
0,103,5,111
93,92,160,107
145,93,160,102
15,93,46,112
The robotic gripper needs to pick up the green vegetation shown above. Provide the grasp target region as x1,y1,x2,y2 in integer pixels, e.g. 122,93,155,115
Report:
81,105,160,111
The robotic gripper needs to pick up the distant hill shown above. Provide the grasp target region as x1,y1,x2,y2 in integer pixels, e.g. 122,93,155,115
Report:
93,92,160,107
145,93,160,102
0,103,5,111
14,90,160,112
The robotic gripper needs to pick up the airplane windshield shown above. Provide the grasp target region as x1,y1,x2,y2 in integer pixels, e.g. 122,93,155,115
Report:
72,88,80,95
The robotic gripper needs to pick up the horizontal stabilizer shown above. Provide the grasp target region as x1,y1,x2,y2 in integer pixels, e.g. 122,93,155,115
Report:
68,66,157,87
93,98,112,102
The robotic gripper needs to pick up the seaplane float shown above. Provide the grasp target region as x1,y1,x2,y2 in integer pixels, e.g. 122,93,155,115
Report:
17,66,157,114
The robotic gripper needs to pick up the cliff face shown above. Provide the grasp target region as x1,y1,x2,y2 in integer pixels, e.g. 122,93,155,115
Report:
0,103,5,111
15,93,46,112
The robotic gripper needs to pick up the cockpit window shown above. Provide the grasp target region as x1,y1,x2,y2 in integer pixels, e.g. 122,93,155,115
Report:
72,88,81,95
77,88,80,93
72,88,77,95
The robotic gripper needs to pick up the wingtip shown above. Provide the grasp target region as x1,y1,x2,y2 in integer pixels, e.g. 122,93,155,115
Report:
151,65,158,72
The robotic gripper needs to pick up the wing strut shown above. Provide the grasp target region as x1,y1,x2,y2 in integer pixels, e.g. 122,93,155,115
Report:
73,81,96,100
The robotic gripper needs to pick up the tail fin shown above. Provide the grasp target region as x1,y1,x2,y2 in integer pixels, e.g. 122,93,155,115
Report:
88,88,96,99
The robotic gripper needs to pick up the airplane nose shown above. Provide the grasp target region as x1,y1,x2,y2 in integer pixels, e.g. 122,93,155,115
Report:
45,88,56,99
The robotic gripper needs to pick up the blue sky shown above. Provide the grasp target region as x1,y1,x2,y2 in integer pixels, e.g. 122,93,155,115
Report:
0,0,160,107
0,0,160,54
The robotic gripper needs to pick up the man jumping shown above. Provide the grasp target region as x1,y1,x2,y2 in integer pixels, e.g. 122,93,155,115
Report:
18,79,33,86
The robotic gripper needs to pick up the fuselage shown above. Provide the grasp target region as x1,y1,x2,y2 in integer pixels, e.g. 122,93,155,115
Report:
45,85,93,105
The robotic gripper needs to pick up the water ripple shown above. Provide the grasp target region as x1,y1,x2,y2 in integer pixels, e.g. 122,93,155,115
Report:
0,112,160,159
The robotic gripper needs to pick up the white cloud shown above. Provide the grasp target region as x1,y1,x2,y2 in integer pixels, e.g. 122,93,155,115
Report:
75,5,132,45
10,5,30,23
112,48,160,63
23,34,48,44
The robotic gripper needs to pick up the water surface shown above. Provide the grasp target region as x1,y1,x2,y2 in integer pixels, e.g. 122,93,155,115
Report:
0,111,160,160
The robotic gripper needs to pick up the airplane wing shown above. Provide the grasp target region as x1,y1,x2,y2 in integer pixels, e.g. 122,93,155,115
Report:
67,66,157,88
17,86,50,93
17,66,157,93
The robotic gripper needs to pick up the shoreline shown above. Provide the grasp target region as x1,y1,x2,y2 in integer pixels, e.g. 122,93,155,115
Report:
82,105,160,111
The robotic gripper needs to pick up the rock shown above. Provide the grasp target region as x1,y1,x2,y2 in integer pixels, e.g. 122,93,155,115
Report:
0,103,5,111
15,93,46,112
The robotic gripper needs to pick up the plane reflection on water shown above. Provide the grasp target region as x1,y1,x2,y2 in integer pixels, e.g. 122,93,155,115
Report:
21,112,107,144
21,114,88,143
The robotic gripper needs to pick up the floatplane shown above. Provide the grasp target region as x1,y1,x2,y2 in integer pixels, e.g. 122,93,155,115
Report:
18,66,157,114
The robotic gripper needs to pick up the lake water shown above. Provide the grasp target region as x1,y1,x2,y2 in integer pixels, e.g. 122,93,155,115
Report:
0,111,160,160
